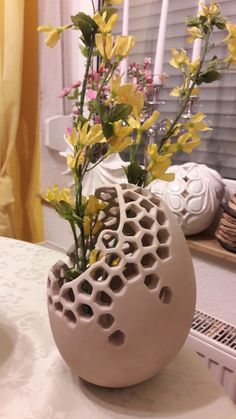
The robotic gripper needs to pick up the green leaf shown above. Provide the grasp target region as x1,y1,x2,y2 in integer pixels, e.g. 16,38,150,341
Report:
76,115,88,126
71,12,98,46
99,104,110,123
102,122,113,139
197,70,221,84
56,201,75,221
125,161,147,186
213,16,228,30
109,104,133,122
99,7,118,19
186,16,200,27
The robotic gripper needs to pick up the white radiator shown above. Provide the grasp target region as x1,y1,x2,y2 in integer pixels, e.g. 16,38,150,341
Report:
188,310,236,403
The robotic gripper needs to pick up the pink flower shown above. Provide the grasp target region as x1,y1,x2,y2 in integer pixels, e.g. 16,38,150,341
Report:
71,80,82,88
144,57,152,68
72,106,80,115
86,89,97,100
59,87,71,98
59,87,72,98
66,127,73,136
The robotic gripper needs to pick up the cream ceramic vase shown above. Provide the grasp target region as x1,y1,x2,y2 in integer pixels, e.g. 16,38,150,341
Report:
151,162,225,236
47,184,196,388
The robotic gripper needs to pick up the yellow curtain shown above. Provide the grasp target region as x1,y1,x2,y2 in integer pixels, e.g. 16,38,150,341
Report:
0,0,44,242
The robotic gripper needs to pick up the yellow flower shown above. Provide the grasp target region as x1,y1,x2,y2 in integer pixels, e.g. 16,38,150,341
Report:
110,76,144,114
227,42,236,64
107,121,133,154
93,12,118,34
170,86,182,97
89,249,103,266
199,0,220,18
187,27,203,44
191,86,200,96
186,112,212,140
67,149,85,170
85,195,107,216
79,122,106,147
113,35,136,58
188,58,200,74
170,48,190,69
147,143,172,163
148,159,175,182
66,127,78,146
225,22,236,40
128,111,159,132
176,133,201,153
83,216,103,236
95,33,114,61
37,24,68,48
104,0,123,5
44,184,73,205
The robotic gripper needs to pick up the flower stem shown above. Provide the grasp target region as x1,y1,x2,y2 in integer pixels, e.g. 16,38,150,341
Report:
79,40,95,116
69,221,79,270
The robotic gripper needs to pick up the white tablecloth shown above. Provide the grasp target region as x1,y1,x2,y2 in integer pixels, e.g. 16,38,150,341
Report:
0,237,235,419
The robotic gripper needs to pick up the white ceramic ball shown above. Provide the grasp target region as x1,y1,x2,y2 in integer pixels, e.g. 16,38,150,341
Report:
151,162,225,236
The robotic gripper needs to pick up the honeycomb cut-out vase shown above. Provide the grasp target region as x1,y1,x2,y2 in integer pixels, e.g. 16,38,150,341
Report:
48,184,196,388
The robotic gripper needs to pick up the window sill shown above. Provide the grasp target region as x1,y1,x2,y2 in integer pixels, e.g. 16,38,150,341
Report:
187,231,236,265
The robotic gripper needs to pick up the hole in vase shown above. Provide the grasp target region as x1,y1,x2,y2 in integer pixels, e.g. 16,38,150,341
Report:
141,233,154,247
77,304,94,318
141,253,156,268
54,301,63,312
144,273,159,290
156,246,170,260
79,280,93,295
157,229,170,244
123,263,139,280
95,291,113,306
98,313,115,329
159,286,172,304
109,330,126,346
109,276,124,293
64,310,77,325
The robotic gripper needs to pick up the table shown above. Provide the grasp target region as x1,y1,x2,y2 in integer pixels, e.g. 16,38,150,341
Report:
0,237,235,419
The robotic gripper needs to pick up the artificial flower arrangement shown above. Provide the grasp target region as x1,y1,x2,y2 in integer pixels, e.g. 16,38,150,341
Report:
38,0,236,278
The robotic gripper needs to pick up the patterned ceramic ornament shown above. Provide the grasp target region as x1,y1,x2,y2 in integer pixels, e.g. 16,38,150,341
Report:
151,162,225,236
47,184,196,388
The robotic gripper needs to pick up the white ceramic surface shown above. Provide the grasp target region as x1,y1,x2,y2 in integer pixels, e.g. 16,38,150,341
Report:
151,162,225,235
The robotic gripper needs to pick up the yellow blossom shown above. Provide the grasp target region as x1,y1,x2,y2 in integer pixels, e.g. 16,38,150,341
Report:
89,249,103,265
170,48,190,69
147,143,172,163
83,216,103,236
37,24,69,48
199,0,220,18
113,35,136,58
85,195,107,216
188,58,200,74
107,121,133,154
175,133,201,153
186,112,212,139
146,144,174,181
225,23,236,64
128,111,159,133
67,149,85,170
44,184,73,205
225,22,236,40
66,127,78,146
95,33,114,61
104,0,123,5
79,122,106,147
170,86,183,97
187,27,203,44
93,11,118,34
110,76,144,114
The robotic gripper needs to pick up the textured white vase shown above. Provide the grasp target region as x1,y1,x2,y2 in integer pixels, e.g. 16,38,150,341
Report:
151,162,225,236
47,184,196,388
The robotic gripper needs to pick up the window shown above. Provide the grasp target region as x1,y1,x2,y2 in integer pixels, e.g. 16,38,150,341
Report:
115,0,236,179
